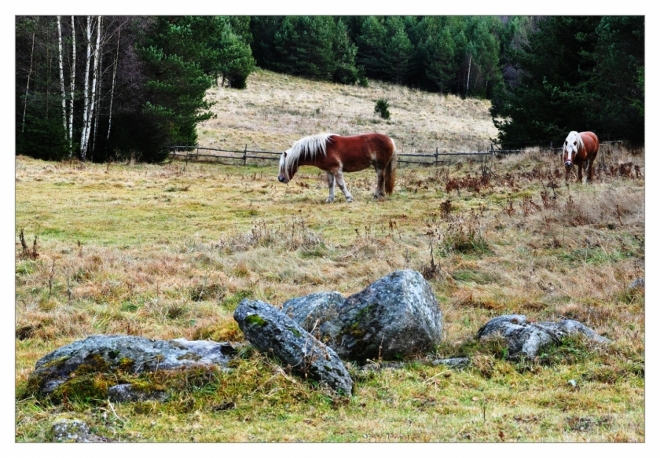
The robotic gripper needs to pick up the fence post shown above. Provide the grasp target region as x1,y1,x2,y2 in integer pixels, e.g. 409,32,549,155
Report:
435,148,438,166
243,145,248,165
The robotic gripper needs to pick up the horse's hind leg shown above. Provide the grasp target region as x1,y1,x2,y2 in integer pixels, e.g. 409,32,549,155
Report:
326,172,336,203
334,171,354,203
374,167,385,198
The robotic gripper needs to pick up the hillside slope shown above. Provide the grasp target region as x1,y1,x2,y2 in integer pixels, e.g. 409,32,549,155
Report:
197,69,498,153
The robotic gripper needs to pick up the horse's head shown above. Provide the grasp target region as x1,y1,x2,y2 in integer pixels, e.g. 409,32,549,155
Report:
278,150,296,183
563,131,583,167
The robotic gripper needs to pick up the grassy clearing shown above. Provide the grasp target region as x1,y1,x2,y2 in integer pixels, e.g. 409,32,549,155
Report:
15,70,644,443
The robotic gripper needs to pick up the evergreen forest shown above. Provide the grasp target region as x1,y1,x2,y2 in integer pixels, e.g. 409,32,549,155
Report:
15,15,644,162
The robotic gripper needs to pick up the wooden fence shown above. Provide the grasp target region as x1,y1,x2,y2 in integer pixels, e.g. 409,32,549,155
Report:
168,140,623,167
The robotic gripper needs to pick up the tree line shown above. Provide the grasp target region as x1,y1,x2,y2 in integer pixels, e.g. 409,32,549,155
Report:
250,16,504,98
491,16,644,149
15,16,644,163
16,16,255,162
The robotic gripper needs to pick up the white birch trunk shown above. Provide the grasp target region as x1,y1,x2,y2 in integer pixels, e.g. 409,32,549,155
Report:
21,32,35,134
92,51,101,153
465,55,472,98
90,16,102,155
107,26,121,144
79,16,93,160
57,16,68,139
68,16,76,156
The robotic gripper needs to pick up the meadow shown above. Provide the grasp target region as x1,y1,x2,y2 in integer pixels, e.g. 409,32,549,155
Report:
15,70,644,442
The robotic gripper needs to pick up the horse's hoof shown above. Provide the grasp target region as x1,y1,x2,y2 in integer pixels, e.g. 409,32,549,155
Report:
325,198,334,203
346,198,354,203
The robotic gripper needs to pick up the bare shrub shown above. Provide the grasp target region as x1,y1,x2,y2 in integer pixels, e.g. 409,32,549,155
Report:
216,218,324,254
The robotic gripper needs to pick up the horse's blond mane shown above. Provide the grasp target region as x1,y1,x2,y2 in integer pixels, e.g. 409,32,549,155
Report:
566,131,585,152
283,133,336,179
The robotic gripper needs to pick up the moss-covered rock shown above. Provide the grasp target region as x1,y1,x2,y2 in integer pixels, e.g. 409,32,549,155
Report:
477,314,611,358
26,335,239,402
234,299,353,395
283,270,444,362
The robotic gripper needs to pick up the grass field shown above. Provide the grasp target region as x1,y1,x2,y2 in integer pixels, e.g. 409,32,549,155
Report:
14,70,645,443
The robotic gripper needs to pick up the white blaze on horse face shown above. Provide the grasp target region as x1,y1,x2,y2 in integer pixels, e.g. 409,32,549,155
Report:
564,132,579,165
564,141,573,162
278,151,289,183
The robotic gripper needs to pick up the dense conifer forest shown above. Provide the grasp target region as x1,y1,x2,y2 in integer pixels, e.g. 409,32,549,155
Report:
15,16,644,162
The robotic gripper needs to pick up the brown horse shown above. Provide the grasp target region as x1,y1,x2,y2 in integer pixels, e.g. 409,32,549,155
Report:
563,131,599,183
278,133,397,203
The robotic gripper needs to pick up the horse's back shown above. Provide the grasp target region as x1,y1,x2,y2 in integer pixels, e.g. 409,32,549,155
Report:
336,133,394,150
580,131,599,154
327,133,395,170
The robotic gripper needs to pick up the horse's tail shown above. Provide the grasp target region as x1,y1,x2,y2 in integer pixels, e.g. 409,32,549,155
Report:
384,141,397,195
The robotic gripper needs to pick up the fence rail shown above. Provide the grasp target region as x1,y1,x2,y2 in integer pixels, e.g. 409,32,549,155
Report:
168,140,624,167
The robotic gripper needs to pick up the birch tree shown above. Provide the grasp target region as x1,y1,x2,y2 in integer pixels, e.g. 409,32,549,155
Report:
465,54,472,98
57,16,67,140
106,25,121,144
79,16,93,160
21,31,35,134
68,16,76,156
80,16,101,161
91,16,102,155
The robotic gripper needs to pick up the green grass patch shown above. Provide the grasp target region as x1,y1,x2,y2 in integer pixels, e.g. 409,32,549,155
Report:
450,269,500,285
557,248,633,265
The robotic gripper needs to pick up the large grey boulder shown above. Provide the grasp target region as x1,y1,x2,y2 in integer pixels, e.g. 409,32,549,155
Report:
28,335,238,398
234,299,353,395
282,291,345,336
477,314,611,358
287,270,443,362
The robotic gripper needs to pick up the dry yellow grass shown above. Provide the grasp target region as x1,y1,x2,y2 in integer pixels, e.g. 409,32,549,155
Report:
14,70,645,443
198,68,498,153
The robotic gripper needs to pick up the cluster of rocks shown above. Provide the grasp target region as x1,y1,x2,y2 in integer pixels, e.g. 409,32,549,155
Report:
26,269,612,406
234,269,444,395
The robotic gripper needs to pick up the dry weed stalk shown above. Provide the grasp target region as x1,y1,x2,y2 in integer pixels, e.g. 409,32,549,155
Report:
18,229,39,260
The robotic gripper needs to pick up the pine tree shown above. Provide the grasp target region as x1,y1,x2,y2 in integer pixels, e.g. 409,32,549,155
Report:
490,16,602,147
382,16,415,85
124,16,216,161
355,16,388,80
590,16,644,144
332,18,359,84
419,17,457,93
210,17,255,89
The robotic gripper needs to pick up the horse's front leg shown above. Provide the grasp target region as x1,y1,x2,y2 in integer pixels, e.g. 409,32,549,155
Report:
334,170,354,203
326,172,335,203
577,162,584,183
